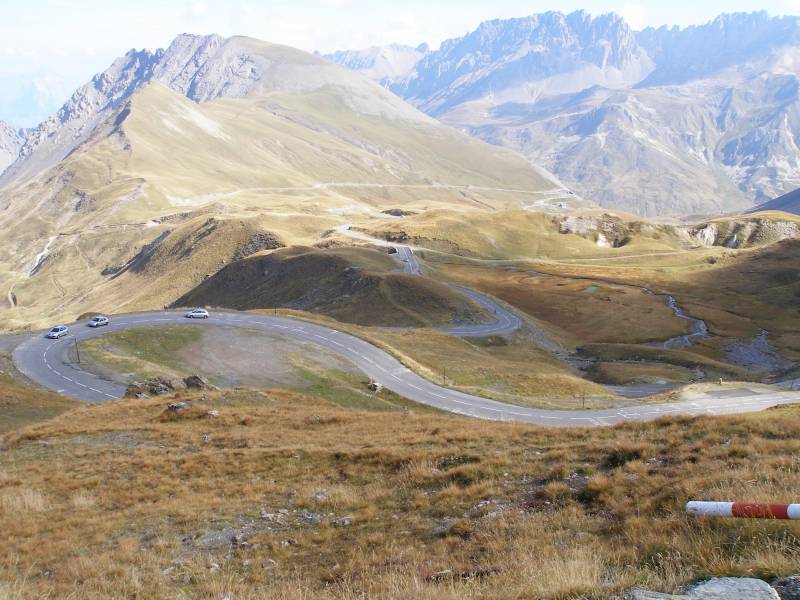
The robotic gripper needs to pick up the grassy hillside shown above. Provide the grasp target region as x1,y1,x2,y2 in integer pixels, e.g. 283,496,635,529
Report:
0,77,567,330
174,246,490,328
0,354,77,433
3,386,800,598
358,209,691,260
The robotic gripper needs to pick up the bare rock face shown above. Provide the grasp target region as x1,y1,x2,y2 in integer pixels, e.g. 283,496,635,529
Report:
558,214,630,247
232,233,284,261
686,223,720,246
3,48,162,184
334,11,800,216
685,219,800,248
0,121,23,175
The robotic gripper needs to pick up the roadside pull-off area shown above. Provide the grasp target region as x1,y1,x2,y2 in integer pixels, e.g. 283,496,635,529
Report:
13,311,800,426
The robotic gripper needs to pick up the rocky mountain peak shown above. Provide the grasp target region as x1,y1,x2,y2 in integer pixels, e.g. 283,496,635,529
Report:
0,121,23,175
5,45,162,182
637,12,800,86
1,32,428,187
389,10,652,115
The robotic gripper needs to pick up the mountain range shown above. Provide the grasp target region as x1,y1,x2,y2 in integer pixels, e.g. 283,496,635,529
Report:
327,10,800,217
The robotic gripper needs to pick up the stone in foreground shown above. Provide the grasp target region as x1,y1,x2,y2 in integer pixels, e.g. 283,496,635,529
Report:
632,576,780,600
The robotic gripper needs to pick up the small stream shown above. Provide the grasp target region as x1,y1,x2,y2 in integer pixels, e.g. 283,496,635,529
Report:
660,295,710,349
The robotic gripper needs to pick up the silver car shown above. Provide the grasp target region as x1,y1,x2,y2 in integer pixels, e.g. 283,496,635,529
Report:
46,325,69,339
87,315,109,327
185,308,209,319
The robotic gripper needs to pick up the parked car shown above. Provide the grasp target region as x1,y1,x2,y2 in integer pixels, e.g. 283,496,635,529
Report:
185,308,209,319
46,325,69,339
87,315,109,327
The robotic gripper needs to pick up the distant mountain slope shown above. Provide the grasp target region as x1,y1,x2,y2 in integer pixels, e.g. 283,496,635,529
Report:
751,187,800,215
0,121,22,175
323,43,428,85
0,33,568,329
636,12,800,87
329,11,800,217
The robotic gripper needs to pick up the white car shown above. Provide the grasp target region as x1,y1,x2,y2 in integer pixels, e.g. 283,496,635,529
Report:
46,325,69,339
87,315,109,327
185,308,209,319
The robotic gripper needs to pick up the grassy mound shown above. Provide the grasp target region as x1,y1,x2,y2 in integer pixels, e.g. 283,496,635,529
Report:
173,246,490,328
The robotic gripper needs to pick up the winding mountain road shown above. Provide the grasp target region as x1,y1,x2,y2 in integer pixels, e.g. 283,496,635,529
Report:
12,224,798,426
12,310,800,426
335,224,522,337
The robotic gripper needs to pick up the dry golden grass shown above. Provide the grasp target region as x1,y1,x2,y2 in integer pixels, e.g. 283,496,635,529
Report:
413,238,800,381
430,261,689,347
247,310,610,407
0,487,50,513
2,387,800,598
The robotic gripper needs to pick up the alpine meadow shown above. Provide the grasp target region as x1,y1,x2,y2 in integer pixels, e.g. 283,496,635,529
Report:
2,4,800,599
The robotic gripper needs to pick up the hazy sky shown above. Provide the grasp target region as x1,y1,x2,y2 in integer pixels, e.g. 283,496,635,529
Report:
2,0,800,127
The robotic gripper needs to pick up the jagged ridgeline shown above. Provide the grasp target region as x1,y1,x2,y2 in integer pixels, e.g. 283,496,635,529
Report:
328,11,800,216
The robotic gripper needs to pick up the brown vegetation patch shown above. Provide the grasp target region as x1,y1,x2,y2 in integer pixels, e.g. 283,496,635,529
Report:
3,387,800,598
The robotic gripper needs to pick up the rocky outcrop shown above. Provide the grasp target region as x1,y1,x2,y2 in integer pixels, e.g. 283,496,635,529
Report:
125,374,218,397
773,575,800,600
183,375,218,391
558,214,631,247
686,219,800,248
125,377,184,398
232,232,284,261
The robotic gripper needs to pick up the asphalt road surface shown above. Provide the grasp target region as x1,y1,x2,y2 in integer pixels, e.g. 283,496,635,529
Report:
335,224,523,337
13,310,800,426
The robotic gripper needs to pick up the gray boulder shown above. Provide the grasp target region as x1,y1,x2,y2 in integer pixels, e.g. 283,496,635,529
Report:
632,577,780,600
773,575,800,600
183,375,218,390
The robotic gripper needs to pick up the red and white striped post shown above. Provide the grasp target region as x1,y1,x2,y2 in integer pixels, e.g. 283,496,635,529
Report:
687,501,800,520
